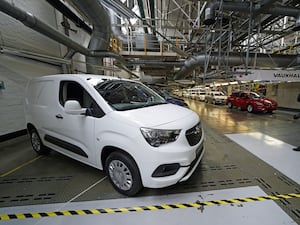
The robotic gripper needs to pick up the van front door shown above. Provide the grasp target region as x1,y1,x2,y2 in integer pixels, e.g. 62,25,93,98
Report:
46,80,104,166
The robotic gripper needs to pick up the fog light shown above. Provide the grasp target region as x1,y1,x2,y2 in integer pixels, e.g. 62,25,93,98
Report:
152,163,180,177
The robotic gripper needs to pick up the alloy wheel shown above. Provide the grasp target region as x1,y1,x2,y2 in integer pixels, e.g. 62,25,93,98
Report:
108,160,133,191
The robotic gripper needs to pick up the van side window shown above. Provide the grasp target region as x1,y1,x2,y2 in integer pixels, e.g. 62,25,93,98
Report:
59,81,105,118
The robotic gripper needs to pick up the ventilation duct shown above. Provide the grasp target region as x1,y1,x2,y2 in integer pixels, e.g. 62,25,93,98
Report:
70,0,111,74
204,1,299,30
0,0,90,55
204,2,249,25
174,52,300,80
0,0,127,73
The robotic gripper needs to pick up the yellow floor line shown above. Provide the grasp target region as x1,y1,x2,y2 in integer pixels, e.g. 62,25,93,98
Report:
0,155,43,177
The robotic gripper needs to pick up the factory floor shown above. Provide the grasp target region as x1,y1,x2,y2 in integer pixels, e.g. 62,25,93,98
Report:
0,99,299,224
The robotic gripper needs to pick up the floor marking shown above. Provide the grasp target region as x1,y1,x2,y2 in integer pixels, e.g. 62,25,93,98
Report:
32,176,108,225
0,155,43,177
226,132,300,184
67,176,108,203
0,192,299,221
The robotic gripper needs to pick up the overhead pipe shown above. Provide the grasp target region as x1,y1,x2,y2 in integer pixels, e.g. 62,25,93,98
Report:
0,0,126,60
204,1,300,28
70,0,111,74
254,0,283,14
62,49,76,73
0,46,71,66
173,52,300,80
204,1,249,25
45,0,92,35
0,0,91,55
127,60,184,67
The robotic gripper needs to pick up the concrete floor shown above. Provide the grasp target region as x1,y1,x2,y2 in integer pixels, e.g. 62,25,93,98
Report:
0,100,299,224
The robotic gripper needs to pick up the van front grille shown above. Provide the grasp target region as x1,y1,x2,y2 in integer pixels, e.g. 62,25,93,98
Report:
185,123,202,146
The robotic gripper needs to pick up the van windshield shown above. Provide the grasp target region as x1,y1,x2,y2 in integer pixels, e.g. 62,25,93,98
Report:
94,80,166,111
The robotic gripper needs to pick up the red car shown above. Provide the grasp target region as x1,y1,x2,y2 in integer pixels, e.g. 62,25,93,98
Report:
227,91,278,113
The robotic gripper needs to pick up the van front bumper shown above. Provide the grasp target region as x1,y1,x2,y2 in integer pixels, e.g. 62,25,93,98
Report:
142,142,205,188
179,143,204,182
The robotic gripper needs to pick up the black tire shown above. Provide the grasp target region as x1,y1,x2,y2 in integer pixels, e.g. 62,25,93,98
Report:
29,128,49,155
247,104,254,113
105,151,143,196
228,101,233,108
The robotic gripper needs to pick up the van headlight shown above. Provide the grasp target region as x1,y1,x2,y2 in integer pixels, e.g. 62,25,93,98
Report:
140,128,181,147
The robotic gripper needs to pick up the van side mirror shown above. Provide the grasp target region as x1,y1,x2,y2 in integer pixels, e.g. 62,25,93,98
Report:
64,100,86,115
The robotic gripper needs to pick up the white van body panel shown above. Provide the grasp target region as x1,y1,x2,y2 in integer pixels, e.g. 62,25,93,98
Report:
25,74,205,189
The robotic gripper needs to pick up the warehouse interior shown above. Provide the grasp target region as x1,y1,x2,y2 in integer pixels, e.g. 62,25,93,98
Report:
0,0,299,224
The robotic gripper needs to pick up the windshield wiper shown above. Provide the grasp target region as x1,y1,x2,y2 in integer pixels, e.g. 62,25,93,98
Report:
143,102,167,107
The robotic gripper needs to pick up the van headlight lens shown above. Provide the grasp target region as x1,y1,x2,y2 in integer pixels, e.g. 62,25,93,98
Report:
140,128,181,147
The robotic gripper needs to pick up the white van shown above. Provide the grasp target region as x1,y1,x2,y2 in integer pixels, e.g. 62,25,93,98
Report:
195,91,206,101
24,74,205,196
205,91,227,105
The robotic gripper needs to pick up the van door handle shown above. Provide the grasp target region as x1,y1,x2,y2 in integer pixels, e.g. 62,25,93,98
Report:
55,114,63,119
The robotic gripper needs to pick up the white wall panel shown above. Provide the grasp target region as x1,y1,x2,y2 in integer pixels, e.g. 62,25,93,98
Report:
0,54,61,135
266,82,300,109
0,0,91,136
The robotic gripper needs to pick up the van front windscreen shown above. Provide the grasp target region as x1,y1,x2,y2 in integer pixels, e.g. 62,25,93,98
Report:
94,80,166,111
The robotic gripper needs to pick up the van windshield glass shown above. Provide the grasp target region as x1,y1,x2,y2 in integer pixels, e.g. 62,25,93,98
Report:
94,80,166,111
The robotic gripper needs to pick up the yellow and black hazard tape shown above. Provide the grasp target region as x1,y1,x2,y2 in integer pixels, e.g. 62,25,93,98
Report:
0,193,299,221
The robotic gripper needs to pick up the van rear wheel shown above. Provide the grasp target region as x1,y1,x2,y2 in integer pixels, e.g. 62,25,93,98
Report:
29,129,49,155
105,152,142,196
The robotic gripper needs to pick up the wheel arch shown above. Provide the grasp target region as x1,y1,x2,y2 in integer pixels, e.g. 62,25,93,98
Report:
101,146,139,173
27,123,37,133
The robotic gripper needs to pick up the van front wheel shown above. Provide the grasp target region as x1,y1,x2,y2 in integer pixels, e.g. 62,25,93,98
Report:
105,152,142,196
29,129,49,155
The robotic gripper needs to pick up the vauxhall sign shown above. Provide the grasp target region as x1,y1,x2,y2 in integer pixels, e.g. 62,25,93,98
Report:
236,69,300,82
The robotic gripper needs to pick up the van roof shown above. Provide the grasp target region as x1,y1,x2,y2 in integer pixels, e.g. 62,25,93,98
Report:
33,74,125,80
30,74,137,84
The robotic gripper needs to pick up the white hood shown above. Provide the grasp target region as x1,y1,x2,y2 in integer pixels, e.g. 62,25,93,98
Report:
110,103,198,128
